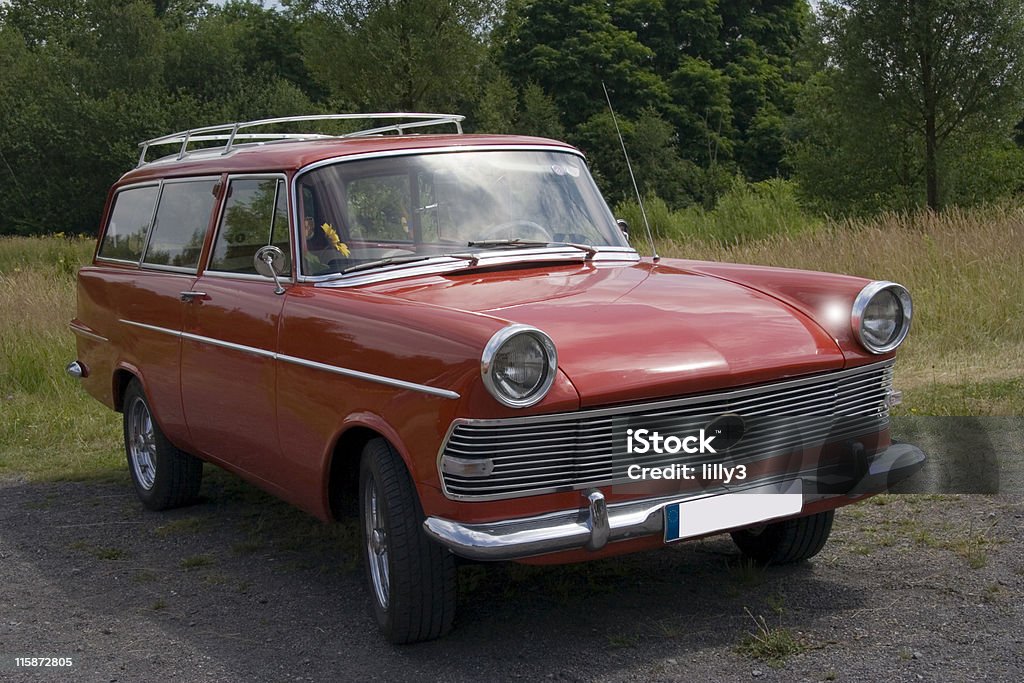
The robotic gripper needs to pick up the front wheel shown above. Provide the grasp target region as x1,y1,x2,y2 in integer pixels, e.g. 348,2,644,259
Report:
359,438,456,643
730,510,834,564
122,379,203,511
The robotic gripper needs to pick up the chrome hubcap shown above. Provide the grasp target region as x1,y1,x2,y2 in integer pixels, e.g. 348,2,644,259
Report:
363,477,390,609
370,529,386,555
127,397,157,491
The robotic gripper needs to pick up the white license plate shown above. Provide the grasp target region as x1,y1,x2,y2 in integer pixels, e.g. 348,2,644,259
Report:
663,482,803,543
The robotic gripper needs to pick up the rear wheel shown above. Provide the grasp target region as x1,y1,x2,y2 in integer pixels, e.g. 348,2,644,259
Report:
359,438,456,643
123,379,203,511
730,510,834,564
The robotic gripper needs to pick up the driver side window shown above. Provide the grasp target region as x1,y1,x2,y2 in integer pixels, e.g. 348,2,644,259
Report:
208,178,291,276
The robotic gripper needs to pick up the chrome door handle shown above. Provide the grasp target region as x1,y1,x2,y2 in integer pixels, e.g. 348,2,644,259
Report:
179,291,208,302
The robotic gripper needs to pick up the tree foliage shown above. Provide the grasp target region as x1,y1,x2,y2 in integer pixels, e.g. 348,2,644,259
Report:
496,0,809,206
2,0,1024,235
793,0,1024,212
0,0,314,235
297,0,497,111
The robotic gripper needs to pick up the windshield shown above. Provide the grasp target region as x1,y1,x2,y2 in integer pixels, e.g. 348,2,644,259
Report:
295,149,630,276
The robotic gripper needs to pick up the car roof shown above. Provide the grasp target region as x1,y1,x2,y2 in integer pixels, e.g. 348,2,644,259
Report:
116,134,579,187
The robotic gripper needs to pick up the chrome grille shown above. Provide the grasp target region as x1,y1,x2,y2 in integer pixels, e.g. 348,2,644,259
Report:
440,361,895,500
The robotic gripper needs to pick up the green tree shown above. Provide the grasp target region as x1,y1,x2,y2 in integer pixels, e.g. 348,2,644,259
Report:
497,0,809,200
811,0,1024,211
668,54,734,166
574,109,699,207
297,0,496,111
517,83,565,139
0,1,170,234
789,68,918,214
498,0,670,128
716,0,808,181
475,71,519,133
0,0,315,235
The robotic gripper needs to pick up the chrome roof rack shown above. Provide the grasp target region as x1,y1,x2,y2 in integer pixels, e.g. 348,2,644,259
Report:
136,113,465,167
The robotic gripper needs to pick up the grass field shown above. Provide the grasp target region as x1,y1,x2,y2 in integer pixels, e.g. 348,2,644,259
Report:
0,236,123,481
657,203,1024,415
1,205,1022,481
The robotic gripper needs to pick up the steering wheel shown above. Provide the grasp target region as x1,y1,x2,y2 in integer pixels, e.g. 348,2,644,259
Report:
476,220,553,243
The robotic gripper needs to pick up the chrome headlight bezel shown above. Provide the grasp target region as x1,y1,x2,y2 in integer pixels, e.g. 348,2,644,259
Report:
851,281,913,354
481,324,558,408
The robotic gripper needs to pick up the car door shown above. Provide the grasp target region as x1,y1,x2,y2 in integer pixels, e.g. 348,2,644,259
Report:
96,179,218,442
179,175,293,485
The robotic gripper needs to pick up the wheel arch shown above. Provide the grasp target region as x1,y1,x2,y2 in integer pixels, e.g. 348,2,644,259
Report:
111,364,141,413
324,414,417,522
110,364,186,455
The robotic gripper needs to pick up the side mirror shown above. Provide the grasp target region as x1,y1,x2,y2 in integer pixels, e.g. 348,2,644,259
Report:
254,245,289,295
616,218,630,241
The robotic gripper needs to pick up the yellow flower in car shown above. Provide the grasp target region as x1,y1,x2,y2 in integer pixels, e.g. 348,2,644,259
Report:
320,222,351,257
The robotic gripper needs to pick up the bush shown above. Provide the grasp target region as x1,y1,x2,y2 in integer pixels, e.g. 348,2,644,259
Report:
614,178,820,244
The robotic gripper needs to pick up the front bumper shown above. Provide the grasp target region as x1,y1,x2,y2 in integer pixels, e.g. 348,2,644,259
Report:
423,442,927,561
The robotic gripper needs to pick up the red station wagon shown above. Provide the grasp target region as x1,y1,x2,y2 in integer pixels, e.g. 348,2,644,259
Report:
68,113,927,643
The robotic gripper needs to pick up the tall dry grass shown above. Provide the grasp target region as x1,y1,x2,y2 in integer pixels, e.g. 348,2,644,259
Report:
0,236,121,480
657,204,1024,397
1,207,1021,480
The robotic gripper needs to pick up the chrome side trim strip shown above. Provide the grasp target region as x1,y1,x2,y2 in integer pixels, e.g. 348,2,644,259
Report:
182,331,275,358
140,263,198,275
95,256,142,267
69,322,109,343
275,353,459,399
118,318,459,399
120,319,181,337
202,270,280,283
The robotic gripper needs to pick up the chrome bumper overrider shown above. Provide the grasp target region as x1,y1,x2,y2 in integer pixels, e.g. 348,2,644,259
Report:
423,443,927,561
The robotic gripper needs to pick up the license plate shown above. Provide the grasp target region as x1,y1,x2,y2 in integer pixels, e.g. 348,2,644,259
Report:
663,482,803,543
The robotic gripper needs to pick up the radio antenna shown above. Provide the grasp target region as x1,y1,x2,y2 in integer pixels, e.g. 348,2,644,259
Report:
602,82,659,262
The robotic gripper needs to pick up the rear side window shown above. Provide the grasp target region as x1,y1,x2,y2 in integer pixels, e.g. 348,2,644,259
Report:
98,185,159,262
208,178,291,276
142,179,218,270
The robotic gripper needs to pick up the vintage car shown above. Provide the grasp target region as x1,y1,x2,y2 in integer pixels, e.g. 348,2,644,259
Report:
68,113,926,643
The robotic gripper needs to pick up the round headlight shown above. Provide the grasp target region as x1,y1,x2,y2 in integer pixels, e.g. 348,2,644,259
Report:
481,325,557,408
851,281,913,354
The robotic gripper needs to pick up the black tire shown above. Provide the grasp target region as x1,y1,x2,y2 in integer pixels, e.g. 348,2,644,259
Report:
359,437,456,644
730,510,834,565
122,379,203,511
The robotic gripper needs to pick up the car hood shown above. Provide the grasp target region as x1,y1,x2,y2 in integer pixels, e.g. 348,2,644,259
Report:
364,261,846,406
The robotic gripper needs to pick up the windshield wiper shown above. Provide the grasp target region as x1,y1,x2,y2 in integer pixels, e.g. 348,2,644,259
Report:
466,239,598,259
341,252,480,275
342,255,432,274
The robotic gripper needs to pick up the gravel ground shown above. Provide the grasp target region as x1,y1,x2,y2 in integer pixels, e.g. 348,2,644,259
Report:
1,471,1022,683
